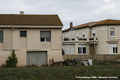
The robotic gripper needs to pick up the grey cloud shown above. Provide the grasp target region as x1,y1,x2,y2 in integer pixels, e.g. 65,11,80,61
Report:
0,0,120,29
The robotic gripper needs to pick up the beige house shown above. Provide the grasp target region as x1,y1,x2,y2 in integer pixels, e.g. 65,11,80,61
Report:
0,12,63,66
62,19,120,56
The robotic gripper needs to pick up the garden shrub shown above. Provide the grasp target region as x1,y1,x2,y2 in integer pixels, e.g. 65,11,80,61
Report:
6,50,18,67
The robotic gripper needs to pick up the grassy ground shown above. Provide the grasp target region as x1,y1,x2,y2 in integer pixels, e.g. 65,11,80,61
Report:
0,65,120,80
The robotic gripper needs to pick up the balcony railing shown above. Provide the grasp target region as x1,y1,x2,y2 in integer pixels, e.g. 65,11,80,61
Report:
64,38,70,41
63,37,75,41
89,37,97,41
78,38,87,41
71,38,75,41
63,37,98,43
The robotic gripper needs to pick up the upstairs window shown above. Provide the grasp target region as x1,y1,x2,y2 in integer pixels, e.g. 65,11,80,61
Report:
20,31,27,37
76,32,79,37
65,34,68,37
0,31,3,43
82,31,85,38
83,34,85,38
110,28,114,37
40,31,51,42
93,33,96,37
92,30,96,37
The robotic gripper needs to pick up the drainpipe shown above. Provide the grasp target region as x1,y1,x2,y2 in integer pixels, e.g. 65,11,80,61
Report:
107,25,109,41
11,27,15,50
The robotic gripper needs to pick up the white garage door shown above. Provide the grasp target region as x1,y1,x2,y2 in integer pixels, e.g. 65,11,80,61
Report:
63,45,75,55
27,51,47,66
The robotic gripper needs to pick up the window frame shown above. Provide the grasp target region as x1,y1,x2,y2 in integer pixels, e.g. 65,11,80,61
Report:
83,34,85,38
78,45,87,54
76,32,79,37
20,31,27,37
40,31,51,42
0,30,3,43
82,31,85,38
108,44,118,54
110,28,115,37
113,47,117,53
78,47,82,54
93,33,96,37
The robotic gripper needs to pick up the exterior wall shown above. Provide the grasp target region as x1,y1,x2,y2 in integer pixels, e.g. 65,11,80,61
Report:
92,25,120,54
62,25,120,55
91,26,108,54
62,28,90,55
27,29,40,50
0,50,26,66
0,27,62,66
108,26,120,54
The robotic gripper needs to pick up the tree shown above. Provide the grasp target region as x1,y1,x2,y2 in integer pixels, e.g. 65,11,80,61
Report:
6,50,18,67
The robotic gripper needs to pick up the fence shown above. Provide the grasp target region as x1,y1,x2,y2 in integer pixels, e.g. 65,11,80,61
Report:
63,54,120,61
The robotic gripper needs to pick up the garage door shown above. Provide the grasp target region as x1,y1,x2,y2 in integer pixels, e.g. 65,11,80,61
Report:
27,51,47,66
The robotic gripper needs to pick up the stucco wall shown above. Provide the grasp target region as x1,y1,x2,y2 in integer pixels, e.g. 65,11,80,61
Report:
0,28,62,66
27,30,40,50
92,26,108,54
51,29,62,50
0,50,26,66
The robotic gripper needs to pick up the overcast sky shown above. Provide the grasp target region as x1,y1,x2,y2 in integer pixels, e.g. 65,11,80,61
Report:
0,0,120,29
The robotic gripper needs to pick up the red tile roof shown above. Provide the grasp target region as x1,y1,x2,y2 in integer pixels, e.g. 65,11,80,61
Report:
63,19,120,32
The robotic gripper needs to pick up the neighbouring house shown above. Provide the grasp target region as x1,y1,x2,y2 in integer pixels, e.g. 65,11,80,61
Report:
0,11,63,66
62,19,120,56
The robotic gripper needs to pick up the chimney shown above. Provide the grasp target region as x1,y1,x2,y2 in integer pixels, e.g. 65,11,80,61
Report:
70,22,73,28
20,11,24,15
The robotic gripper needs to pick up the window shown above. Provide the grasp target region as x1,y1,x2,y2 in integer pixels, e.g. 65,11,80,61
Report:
93,33,95,37
65,34,68,37
109,44,117,54
20,31,27,37
82,31,85,38
78,45,87,54
78,47,82,53
110,28,114,37
40,31,51,42
0,31,3,43
76,32,79,37
83,47,86,54
69,28,74,31
83,34,85,38
113,47,117,53
92,30,96,37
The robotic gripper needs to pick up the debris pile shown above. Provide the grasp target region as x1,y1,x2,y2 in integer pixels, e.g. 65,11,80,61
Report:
50,59,92,66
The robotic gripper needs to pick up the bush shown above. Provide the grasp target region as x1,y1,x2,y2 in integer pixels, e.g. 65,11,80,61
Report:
6,50,18,67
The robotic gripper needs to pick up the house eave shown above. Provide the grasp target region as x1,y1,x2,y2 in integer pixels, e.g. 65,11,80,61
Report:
0,25,63,29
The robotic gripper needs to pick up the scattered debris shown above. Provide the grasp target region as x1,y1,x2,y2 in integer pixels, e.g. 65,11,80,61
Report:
50,58,92,66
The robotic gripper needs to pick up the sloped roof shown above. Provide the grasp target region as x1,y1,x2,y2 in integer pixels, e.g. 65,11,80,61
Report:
75,22,94,28
0,14,63,26
63,19,120,32
62,27,76,32
62,22,94,32
92,19,120,26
